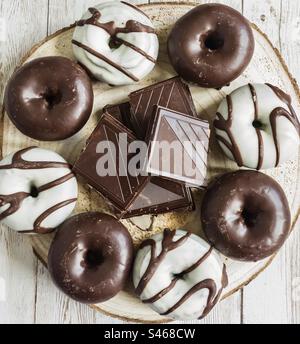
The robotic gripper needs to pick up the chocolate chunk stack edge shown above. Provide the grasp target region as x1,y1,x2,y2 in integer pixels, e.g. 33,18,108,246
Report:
73,76,210,219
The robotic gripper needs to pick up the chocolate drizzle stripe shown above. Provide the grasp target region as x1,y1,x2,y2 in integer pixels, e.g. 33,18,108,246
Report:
143,247,213,304
160,279,217,316
21,198,77,234
72,40,139,82
0,192,30,221
112,37,156,64
266,83,300,167
160,263,227,319
0,172,76,223
25,198,77,234
214,96,244,167
0,147,70,170
76,8,155,35
135,230,191,296
199,264,228,320
75,7,156,63
249,84,264,170
37,172,75,193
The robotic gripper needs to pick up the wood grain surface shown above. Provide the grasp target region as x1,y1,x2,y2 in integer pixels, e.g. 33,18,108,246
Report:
0,0,300,324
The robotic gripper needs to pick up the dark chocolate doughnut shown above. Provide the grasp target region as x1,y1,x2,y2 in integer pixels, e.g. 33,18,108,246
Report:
201,171,291,262
5,56,93,141
48,212,133,304
167,4,255,89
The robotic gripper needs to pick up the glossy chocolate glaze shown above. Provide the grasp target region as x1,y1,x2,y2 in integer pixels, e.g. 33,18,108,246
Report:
167,4,255,89
4,56,93,141
48,212,134,304
201,171,291,262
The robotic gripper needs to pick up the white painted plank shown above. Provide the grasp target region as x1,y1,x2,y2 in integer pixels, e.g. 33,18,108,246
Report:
278,0,300,324
35,261,126,324
0,0,49,324
280,0,300,83
150,0,242,13
242,0,300,324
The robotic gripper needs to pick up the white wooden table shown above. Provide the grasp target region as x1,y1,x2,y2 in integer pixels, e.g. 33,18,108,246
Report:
0,0,299,324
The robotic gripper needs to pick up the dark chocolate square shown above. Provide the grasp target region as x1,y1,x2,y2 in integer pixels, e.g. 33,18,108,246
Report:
73,113,149,215
129,76,197,139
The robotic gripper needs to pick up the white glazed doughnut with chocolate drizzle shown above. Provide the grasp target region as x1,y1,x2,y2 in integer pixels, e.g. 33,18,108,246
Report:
0,147,78,234
214,83,300,170
72,1,159,86
133,229,228,320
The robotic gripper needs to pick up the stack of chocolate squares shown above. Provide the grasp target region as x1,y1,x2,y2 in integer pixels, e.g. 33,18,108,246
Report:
73,77,210,219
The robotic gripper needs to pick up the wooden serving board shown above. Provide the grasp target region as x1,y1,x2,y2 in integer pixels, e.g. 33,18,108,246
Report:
1,3,300,323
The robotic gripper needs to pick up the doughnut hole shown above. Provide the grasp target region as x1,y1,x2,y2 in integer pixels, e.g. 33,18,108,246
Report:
204,31,225,51
30,184,39,198
109,36,123,50
252,119,266,130
241,208,259,228
41,89,62,110
239,193,272,231
83,249,104,269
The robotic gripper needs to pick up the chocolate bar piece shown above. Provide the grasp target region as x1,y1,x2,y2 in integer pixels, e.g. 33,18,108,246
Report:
129,76,197,139
73,113,149,215
103,102,194,218
146,106,210,188
122,176,194,218
103,102,135,132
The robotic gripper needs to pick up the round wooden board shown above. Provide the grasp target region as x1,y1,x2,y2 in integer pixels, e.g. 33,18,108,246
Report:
1,2,300,323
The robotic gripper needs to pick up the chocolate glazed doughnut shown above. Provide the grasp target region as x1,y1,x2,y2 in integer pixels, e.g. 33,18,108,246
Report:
48,212,134,304
201,171,291,262
5,56,94,141
168,4,255,89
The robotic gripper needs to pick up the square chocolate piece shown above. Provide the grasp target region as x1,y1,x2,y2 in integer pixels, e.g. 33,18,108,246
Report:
103,102,135,132
122,176,194,218
129,76,197,139
146,106,210,187
73,113,149,215
100,102,195,218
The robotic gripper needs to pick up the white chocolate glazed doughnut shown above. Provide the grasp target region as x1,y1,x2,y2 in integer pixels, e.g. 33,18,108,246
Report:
133,229,228,320
214,83,300,170
0,148,78,234
72,1,159,86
